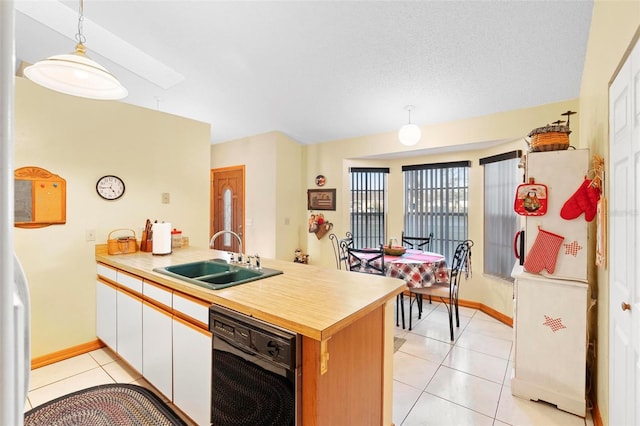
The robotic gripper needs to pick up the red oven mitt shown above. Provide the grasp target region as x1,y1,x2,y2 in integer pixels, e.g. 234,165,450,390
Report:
560,178,601,222
524,228,565,274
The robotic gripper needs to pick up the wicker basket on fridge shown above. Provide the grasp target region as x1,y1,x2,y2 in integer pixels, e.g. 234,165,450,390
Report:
527,123,571,152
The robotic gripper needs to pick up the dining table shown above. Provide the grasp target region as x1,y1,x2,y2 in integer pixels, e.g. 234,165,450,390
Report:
383,249,449,288
351,248,449,288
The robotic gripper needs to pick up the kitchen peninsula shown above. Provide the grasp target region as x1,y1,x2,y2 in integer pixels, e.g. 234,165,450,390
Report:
95,245,404,425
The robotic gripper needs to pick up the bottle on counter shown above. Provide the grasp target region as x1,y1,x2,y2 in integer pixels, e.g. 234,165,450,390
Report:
171,228,183,248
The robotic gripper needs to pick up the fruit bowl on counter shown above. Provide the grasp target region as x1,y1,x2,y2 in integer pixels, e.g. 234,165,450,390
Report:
383,246,406,256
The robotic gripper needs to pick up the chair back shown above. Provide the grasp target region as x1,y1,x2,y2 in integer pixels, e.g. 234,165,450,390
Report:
449,240,474,283
329,232,353,270
347,245,385,275
401,231,434,251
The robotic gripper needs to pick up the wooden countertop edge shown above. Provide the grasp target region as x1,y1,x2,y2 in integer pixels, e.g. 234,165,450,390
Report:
95,245,405,342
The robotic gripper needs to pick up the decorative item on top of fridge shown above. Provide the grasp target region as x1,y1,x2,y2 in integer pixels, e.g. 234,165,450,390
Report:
526,110,576,152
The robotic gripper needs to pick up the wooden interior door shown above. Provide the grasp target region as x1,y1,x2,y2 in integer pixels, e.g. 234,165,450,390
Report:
210,166,245,253
609,38,639,426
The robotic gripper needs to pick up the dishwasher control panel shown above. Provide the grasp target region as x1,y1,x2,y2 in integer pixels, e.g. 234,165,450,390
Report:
209,304,297,370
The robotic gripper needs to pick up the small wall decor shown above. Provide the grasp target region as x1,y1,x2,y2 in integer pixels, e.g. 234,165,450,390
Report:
315,175,326,186
308,212,333,239
307,188,336,211
14,166,66,228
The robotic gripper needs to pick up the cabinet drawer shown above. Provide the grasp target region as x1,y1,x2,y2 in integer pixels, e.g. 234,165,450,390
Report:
143,281,172,308
97,263,117,281
173,292,209,326
116,270,143,294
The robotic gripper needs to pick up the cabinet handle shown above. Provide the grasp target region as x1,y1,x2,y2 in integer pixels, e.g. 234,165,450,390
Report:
621,302,631,311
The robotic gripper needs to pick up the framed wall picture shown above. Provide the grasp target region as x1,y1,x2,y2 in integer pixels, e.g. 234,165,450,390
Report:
307,188,336,211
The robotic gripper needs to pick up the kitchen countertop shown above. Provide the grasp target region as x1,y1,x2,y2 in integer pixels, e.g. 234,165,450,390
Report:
96,245,405,341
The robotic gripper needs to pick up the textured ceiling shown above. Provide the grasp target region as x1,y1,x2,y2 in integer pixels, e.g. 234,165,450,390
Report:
15,0,594,146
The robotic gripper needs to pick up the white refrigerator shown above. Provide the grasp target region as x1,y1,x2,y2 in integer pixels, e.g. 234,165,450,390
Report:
516,149,590,282
511,148,592,417
2,2,30,424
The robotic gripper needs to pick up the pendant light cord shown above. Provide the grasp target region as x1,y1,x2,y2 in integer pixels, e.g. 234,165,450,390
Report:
75,0,86,46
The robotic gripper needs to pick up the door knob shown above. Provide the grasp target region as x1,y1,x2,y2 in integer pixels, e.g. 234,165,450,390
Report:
621,302,631,311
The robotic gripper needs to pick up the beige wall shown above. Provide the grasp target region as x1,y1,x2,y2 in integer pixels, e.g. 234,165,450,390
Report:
210,131,303,260
578,1,640,424
15,78,211,358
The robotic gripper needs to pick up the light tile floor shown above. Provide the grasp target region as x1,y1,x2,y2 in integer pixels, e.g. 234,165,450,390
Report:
25,347,197,425
25,302,594,426
394,300,595,426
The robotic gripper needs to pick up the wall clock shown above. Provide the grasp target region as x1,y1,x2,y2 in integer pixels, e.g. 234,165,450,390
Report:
96,175,125,200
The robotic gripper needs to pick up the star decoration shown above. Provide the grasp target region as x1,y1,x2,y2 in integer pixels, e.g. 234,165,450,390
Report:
564,240,583,257
543,315,566,332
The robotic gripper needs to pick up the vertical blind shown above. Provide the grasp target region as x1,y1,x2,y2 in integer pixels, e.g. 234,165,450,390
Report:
480,151,521,281
349,167,388,249
402,161,470,261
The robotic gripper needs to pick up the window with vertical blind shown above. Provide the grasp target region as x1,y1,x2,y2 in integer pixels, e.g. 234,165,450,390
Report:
480,151,522,281
402,161,470,261
349,168,388,249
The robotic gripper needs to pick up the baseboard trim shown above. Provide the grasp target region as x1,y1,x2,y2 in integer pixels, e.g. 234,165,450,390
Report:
592,399,603,426
404,291,513,327
458,299,513,327
31,340,105,370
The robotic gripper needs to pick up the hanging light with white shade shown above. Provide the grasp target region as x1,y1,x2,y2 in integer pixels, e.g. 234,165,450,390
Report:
24,0,127,100
398,105,421,146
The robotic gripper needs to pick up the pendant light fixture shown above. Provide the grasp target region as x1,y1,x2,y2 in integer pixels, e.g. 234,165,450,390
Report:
24,0,127,100
398,105,421,146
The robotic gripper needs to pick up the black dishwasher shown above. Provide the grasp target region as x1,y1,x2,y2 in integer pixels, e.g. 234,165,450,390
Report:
209,304,299,425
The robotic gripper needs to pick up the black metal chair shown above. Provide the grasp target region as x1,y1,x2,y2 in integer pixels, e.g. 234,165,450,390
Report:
408,240,473,341
401,231,434,252
346,245,406,329
329,231,353,270
402,231,435,304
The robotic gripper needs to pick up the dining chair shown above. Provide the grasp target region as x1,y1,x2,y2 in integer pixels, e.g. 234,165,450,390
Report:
347,246,406,329
401,231,434,252
329,232,353,270
402,231,435,304
408,240,473,340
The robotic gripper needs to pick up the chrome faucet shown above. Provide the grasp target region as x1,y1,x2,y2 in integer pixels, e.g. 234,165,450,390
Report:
209,230,243,257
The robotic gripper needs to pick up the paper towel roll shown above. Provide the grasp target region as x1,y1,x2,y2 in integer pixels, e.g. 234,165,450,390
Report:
152,222,172,255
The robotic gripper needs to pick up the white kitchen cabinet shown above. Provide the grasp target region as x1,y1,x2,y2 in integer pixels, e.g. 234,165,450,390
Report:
96,262,211,425
173,315,212,426
95,279,117,350
116,290,143,373
512,271,590,416
142,301,173,399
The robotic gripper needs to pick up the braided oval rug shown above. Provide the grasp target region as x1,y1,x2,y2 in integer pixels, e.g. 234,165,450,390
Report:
24,383,187,426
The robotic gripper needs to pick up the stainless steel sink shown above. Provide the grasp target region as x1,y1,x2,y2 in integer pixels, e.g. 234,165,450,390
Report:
153,259,283,290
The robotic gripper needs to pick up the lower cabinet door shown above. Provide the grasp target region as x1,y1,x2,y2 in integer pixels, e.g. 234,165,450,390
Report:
96,280,117,350
142,302,173,399
173,316,212,426
116,290,143,373
512,276,588,416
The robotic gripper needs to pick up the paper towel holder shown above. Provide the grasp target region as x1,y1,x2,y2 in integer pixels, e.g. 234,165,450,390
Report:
152,222,172,255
